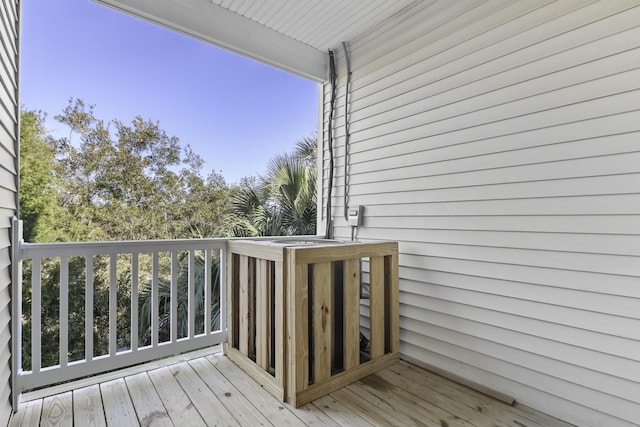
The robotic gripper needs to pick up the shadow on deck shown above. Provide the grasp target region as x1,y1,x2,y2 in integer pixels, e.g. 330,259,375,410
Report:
10,347,572,427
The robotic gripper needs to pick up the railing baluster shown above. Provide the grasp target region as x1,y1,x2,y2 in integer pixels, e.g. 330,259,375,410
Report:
204,249,212,335
171,251,178,343
15,237,249,392
60,257,69,368
188,250,195,339
85,256,94,362
109,253,117,356
32,258,41,374
152,251,159,348
131,252,139,351
219,248,226,335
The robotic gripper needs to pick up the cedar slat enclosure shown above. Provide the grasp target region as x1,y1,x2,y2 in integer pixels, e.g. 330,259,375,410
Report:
225,239,399,407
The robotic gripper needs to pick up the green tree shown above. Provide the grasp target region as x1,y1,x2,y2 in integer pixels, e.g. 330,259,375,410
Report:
19,109,60,242
20,99,233,366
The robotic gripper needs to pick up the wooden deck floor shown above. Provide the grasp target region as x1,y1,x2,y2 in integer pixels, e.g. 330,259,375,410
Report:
10,347,573,427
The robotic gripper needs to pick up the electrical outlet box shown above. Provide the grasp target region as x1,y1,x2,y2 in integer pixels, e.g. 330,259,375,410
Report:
347,205,364,227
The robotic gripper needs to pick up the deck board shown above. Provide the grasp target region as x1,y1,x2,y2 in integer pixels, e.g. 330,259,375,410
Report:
125,372,173,427
11,349,574,427
73,385,106,427
41,391,73,427
147,366,208,427
100,378,138,427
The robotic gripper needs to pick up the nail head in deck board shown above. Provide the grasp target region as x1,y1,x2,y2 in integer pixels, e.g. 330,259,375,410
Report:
389,362,573,427
331,386,428,427
168,362,240,426
189,357,271,426
41,391,73,427
359,374,471,427
10,399,42,427
16,350,574,427
73,384,107,427
147,366,207,427
375,368,505,427
207,355,307,427
124,372,173,427
311,394,376,427
100,378,138,427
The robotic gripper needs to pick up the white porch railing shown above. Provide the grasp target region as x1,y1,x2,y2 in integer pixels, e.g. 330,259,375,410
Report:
15,237,229,392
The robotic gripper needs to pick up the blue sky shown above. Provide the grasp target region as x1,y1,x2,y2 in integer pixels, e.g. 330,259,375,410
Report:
21,0,319,184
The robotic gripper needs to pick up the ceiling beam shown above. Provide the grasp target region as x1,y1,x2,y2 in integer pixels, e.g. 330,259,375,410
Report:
94,0,328,82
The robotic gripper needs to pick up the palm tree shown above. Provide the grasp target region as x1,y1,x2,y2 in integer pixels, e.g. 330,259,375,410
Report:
138,251,221,345
229,136,317,237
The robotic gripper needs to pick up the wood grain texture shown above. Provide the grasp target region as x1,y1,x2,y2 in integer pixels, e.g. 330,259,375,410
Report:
17,349,573,427
73,385,106,427
312,262,333,384
369,256,385,359
124,372,172,427
256,258,270,370
100,379,138,427
343,258,361,370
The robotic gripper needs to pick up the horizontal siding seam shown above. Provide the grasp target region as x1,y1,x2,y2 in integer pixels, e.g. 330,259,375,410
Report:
397,250,640,279
397,309,640,386
350,61,640,134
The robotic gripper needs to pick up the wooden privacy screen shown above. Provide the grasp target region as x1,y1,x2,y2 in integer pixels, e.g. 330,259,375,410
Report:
225,240,399,407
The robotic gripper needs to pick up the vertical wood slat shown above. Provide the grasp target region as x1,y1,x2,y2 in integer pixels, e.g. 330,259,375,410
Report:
151,252,159,348
205,249,212,336
59,257,69,367
109,254,117,356
32,258,42,373
170,251,178,343
274,261,284,388
313,262,333,383
239,255,249,355
369,256,385,359
188,250,195,339
131,253,139,352
256,259,269,370
248,257,256,358
85,257,94,362
218,248,226,334
387,254,400,354
294,262,309,394
343,258,361,370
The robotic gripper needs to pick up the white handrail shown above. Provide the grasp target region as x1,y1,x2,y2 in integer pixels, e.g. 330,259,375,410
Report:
16,235,322,394
17,238,228,392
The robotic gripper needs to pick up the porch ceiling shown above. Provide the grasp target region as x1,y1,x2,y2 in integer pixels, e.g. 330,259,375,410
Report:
93,0,421,81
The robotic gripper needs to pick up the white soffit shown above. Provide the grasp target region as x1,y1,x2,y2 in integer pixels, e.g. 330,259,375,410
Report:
94,0,420,81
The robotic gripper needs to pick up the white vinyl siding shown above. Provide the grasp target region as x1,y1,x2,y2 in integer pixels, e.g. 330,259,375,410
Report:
0,0,18,425
319,1,640,426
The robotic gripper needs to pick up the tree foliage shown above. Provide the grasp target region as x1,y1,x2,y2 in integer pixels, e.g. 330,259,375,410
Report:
229,133,317,236
19,99,318,371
